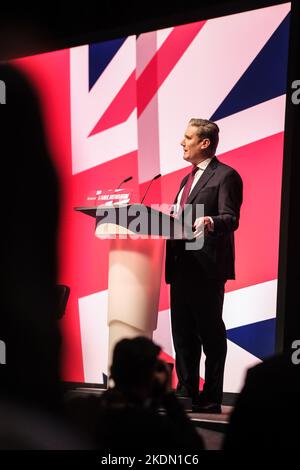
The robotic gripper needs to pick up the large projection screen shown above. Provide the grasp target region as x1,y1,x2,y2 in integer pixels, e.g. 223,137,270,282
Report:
13,2,291,394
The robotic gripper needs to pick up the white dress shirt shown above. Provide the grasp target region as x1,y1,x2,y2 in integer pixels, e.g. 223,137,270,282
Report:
175,157,213,217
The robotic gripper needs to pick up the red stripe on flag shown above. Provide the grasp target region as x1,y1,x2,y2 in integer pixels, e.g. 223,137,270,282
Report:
89,21,206,135
137,21,206,117
89,71,136,136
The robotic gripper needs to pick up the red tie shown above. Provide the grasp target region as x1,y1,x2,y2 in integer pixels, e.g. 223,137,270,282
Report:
178,165,198,213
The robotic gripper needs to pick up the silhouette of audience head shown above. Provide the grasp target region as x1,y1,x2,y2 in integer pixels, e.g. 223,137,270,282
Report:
224,351,300,449
110,336,167,403
94,336,204,452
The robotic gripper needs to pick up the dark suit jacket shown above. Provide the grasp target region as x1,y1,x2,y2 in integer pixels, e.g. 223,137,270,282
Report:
165,157,243,283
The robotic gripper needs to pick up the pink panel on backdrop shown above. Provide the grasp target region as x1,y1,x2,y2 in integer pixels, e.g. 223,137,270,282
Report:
137,32,161,184
14,51,85,381
136,31,158,78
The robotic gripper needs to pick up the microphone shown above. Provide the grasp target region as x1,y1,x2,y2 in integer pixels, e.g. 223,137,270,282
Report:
141,174,161,204
117,176,133,189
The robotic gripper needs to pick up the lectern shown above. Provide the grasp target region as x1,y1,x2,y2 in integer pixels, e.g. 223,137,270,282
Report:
75,204,186,366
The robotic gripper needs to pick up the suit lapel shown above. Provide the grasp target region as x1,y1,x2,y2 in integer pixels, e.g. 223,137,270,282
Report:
186,157,219,204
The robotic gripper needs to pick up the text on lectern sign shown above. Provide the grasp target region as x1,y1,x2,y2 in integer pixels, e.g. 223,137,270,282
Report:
86,189,132,207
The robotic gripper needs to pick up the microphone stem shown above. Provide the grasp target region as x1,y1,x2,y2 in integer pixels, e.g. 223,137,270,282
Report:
141,174,161,204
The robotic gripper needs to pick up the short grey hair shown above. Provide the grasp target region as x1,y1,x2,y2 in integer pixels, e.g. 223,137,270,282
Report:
189,118,219,156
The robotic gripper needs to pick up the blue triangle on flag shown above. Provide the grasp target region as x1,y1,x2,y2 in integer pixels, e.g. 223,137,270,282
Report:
211,13,290,121
226,318,276,360
89,38,127,90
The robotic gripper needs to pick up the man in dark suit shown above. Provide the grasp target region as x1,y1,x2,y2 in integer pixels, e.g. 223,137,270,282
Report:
166,118,243,413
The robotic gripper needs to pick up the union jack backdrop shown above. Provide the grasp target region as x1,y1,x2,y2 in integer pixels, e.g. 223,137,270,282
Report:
14,2,291,393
